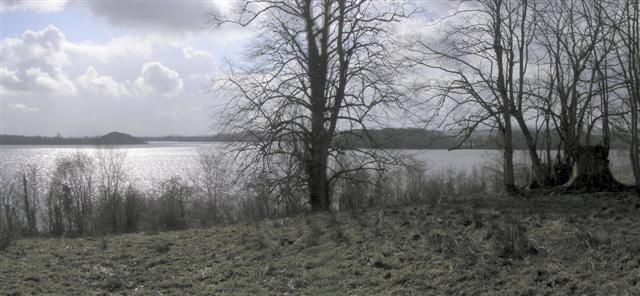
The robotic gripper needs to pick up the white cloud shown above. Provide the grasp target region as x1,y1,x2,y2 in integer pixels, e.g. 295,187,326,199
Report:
1,25,75,95
183,47,213,60
24,66,75,95
135,62,183,97
0,24,220,136
0,68,22,90
23,24,65,50
9,103,38,112
1,26,218,99
3,25,70,68
0,0,67,13
76,66,128,97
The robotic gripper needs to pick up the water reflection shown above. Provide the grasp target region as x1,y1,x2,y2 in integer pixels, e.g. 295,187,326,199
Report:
0,142,634,189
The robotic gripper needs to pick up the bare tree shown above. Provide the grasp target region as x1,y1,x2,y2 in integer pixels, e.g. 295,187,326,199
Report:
47,152,95,235
409,0,533,193
608,0,640,190
96,147,127,233
213,0,409,211
18,164,39,234
0,174,17,248
535,0,624,190
155,177,191,230
190,147,239,225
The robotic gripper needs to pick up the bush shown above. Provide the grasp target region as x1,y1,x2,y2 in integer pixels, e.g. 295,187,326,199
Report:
123,185,144,233
0,176,18,250
189,148,237,226
153,177,191,231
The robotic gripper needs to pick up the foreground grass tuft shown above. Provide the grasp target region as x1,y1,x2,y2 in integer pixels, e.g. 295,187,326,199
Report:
1,192,639,295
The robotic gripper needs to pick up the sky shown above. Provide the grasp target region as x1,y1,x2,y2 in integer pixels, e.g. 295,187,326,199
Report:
0,0,254,136
0,0,460,137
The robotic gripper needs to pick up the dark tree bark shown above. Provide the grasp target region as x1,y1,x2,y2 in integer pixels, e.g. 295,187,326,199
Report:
564,145,626,192
492,0,517,193
21,174,36,234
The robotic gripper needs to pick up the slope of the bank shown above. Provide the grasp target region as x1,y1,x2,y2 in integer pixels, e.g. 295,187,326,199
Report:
1,192,639,295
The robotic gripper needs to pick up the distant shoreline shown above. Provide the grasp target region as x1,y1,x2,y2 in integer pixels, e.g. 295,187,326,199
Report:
0,132,147,145
1,128,631,150
0,142,150,146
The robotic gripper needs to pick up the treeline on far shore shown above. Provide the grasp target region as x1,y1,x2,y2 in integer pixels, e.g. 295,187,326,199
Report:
0,132,146,145
337,128,631,150
1,128,631,150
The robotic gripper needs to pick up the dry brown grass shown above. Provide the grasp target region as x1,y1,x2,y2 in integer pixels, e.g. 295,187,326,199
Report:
1,191,639,295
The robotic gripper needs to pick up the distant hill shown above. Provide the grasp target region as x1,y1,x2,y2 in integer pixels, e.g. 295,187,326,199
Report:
0,132,147,145
97,132,147,145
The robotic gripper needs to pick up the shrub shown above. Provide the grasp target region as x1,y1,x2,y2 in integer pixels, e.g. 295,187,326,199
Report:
123,185,144,233
151,177,192,231
46,152,95,236
0,176,18,250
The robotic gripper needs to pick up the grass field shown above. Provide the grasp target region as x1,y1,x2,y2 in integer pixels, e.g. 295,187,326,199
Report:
1,191,639,295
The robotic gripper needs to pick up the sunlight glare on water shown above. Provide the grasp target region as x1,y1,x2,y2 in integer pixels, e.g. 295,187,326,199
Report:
0,142,229,191
0,142,634,189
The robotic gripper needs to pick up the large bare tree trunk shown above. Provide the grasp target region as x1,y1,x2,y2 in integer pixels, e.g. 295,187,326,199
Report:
305,1,331,211
633,2,640,192
502,115,517,194
632,94,640,192
630,0,640,191
564,145,626,191
307,157,330,211
307,133,331,211
21,174,36,235
614,0,640,192
493,0,517,194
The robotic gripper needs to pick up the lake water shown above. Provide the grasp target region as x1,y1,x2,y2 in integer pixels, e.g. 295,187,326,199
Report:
0,142,634,189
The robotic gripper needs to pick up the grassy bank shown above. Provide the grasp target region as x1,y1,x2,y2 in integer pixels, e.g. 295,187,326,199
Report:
1,192,639,295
